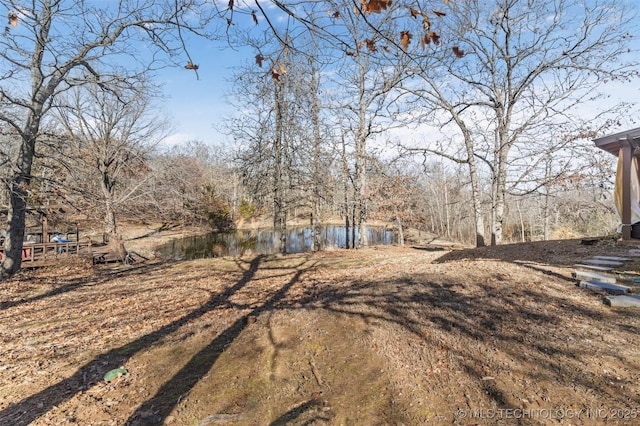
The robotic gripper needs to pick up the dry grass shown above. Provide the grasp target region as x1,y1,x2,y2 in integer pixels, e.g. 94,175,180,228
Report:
1,239,639,425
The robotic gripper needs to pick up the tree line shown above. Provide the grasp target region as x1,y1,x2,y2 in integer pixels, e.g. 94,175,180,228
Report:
0,0,637,277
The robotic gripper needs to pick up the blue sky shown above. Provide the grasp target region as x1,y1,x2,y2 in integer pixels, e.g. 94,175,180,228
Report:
155,6,267,147
156,43,253,146
156,0,640,148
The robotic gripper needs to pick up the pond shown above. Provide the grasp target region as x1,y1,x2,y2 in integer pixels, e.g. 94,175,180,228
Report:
157,225,397,259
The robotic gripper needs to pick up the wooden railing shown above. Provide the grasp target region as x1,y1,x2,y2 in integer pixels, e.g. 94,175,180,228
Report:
0,241,92,263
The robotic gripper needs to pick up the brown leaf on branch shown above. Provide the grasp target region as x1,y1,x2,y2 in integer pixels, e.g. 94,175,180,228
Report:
409,7,422,18
8,11,17,28
184,61,199,70
279,64,287,74
252,10,258,25
422,14,430,32
362,0,392,14
365,39,377,52
255,54,264,67
430,31,440,45
271,68,280,82
421,33,431,47
400,31,412,51
346,50,356,56
382,45,391,53
432,9,446,17
452,46,465,57
328,10,341,19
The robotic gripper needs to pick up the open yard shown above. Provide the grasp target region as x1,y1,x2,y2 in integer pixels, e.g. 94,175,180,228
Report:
1,238,639,425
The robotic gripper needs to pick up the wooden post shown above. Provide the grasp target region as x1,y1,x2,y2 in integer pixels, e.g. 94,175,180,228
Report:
620,139,633,240
42,214,48,244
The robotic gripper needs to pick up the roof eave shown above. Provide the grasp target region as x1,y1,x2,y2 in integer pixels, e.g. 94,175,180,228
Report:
593,127,640,156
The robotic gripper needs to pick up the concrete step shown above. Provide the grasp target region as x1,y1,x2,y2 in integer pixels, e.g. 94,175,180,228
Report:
572,271,616,284
604,295,640,308
592,255,631,262
581,259,624,267
578,280,630,295
573,264,613,271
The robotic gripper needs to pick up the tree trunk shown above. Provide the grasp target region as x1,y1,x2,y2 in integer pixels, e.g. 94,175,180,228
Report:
352,204,357,248
543,187,550,241
355,127,368,248
341,136,351,249
461,130,485,247
310,60,322,252
1,133,38,278
396,215,404,246
517,200,526,242
273,77,286,254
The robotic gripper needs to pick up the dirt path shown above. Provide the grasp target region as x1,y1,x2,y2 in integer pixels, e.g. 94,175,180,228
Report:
0,240,639,425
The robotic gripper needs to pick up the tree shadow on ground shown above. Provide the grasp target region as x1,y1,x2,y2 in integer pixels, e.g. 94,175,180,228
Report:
125,260,314,425
0,255,295,425
2,248,639,424
269,267,640,415
431,238,626,267
268,399,329,426
0,260,170,311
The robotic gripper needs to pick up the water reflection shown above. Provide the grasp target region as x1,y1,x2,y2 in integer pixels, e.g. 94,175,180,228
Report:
158,225,397,259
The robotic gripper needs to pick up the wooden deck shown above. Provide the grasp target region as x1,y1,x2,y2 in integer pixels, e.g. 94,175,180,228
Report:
0,241,95,267
1,240,144,267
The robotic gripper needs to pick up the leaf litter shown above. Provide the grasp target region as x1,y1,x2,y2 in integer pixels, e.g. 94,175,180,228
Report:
0,238,639,425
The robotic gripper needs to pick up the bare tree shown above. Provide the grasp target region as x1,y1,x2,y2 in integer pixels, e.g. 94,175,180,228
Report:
0,0,214,277
323,0,410,248
54,83,167,241
404,0,638,246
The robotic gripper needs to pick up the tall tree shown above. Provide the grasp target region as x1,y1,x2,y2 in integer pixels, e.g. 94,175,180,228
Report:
0,0,213,277
325,0,409,248
54,83,167,241
404,0,638,245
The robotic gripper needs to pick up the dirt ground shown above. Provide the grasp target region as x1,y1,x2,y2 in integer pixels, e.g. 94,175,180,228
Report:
1,233,640,425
